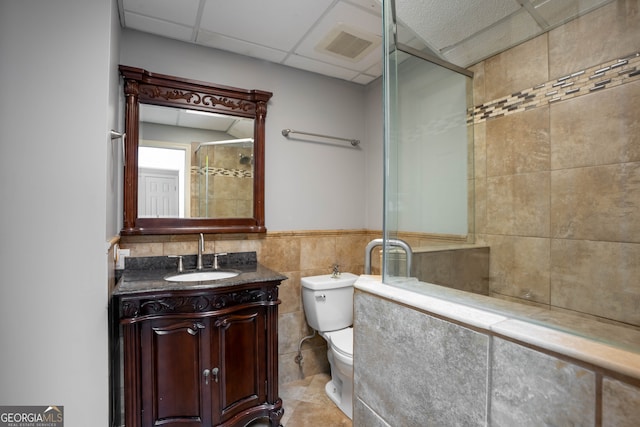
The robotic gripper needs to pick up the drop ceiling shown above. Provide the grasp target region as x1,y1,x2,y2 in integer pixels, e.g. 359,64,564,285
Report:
117,0,614,85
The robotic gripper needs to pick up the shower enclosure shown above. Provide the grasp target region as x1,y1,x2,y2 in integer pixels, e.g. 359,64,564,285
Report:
193,142,254,218
381,0,474,282
355,2,640,424
378,0,640,351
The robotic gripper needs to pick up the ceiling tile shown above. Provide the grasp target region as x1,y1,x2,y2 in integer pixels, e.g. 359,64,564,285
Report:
346,0,382,16
283,54,361,81
197,30,288,63
294,2,382,72
122,0,201,26
118,0,604,85
124,12,194,42
365,61,383,77
533,0,613,27
442,8,542,67
396,0,522,51
178,113,235,132
352,73,378,84
199,0,334,51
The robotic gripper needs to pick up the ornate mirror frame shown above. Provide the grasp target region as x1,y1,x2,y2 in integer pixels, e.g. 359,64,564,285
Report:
119,65,272,235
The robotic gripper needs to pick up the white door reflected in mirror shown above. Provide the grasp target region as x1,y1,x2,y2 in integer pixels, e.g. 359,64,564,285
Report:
138,145,187,217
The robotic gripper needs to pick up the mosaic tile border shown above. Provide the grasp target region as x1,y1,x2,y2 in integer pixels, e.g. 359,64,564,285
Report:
469,51,640,124
190,166,253,178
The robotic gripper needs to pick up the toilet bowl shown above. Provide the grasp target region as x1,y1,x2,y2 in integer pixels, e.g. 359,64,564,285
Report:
322,327,353,419
301,273,358,419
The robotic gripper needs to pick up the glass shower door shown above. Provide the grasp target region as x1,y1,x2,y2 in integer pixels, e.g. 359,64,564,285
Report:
382,0,474,282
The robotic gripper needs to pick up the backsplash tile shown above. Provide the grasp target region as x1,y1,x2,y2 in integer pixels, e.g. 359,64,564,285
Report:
471,51,640,125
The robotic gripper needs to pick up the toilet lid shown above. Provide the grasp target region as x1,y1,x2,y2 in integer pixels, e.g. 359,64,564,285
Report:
328,327,353,357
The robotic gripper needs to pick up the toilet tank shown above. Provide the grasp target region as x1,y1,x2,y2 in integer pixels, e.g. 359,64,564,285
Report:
301,273,358,332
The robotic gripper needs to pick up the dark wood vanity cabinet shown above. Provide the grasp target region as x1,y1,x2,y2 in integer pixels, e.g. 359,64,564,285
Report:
117,281,283,427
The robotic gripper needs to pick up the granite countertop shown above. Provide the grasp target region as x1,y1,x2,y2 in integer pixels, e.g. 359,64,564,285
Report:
113,252,287,296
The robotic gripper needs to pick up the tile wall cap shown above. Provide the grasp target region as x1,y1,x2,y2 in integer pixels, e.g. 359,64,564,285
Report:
492,319,640,381
411,243,490,253
355,276,640,381
355,276,507,330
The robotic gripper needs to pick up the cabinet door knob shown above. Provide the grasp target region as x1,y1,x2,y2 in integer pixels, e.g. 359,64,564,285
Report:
203,369,210,385
187,322,205,335
212,367,219,383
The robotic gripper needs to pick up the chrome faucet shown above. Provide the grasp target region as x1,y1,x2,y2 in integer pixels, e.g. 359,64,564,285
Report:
212,252,227,270
197,233,205,270
331,264,341,278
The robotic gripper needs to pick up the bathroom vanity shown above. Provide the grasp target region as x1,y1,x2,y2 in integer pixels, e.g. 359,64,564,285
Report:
111,254,286,427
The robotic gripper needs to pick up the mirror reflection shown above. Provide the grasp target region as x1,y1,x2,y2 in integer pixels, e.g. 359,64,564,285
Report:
138,104,255,219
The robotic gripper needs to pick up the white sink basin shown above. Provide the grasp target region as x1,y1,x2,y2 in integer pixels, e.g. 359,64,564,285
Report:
165,270,239,282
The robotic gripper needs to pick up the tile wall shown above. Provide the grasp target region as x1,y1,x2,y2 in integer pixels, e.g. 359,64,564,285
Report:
118,229,379,384
470,0,640,328
354,289,640,427
411,245,490,295
191,145,254,218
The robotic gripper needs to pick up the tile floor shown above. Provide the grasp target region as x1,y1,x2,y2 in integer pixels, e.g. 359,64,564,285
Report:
247,373,352,427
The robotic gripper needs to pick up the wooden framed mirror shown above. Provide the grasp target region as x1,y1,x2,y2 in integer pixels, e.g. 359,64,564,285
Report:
119,65,272,235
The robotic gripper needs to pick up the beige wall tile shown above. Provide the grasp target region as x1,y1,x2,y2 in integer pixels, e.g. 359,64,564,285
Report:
551,81,640,170
124,242,163,257
278,271,301,315
551,239,640,325
474,178,487,235
486,235,551,304
468,61,486,106
486,107,550,177
549,0,640,79
451,248,490,295
413,251,452,286
474,121,486,180
213,238,262,259
477,1,640,325
551,163,640,242
336,233,369,274
163,240,199,256
260,236,300,272
279,346,329,385
487,172,550,237
513,172,550,237
300,236,337,271
486,175,515,234
279,311,311,355
485,34,549,100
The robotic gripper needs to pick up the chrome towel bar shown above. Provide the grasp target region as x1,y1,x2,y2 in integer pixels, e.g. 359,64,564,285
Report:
281,128,360,147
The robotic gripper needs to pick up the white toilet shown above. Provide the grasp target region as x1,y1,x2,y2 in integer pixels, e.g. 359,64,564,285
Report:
301,272,358,419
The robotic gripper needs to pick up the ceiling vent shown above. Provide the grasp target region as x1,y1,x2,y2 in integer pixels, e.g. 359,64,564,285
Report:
316,24,381,62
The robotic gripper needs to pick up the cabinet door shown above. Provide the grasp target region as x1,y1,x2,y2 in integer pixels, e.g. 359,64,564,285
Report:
212,307,267,424
140,318,211,427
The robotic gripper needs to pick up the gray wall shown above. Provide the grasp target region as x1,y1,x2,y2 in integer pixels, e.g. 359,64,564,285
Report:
0,0,119,424
120,29,377,232
0,7,384,425
363,78,384,230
